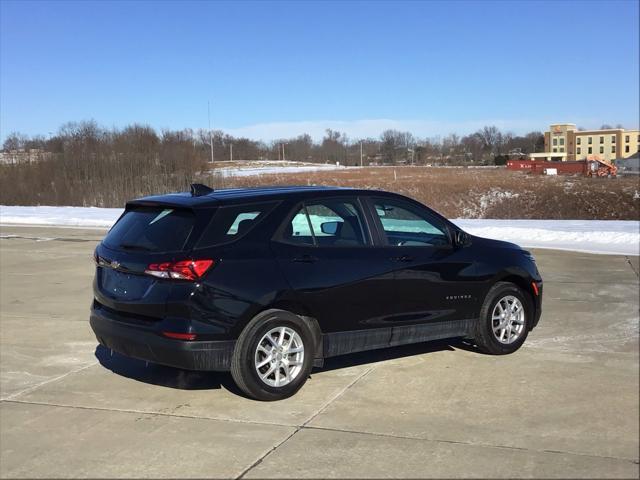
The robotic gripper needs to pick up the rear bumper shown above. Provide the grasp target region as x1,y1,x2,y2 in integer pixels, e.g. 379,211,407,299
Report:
90,306,235,371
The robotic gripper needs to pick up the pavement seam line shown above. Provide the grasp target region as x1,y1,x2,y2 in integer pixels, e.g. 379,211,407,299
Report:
0,235,94,243
3,398,637,466
0,366,374,429
302,366,376,428
0,361,98,401
301,424,640,464
235,366,375,479
625,256,639,278
1,398,297,428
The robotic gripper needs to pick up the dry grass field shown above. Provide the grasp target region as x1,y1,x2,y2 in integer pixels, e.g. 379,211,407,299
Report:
207,166,640,220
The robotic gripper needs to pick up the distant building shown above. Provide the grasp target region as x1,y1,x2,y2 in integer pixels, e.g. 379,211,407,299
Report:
0,148,53,165
530,123,640,162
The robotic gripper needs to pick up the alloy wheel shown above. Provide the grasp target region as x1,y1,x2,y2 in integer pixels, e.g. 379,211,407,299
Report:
491,295,525,344
254,326,305,387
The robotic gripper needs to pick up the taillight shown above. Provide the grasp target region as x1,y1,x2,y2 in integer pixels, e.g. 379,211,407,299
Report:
145,259,215,281
162,331,197,341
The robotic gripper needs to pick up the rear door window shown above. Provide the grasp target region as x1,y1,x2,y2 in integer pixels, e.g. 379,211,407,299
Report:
281,199,369,247
195,202,277,248
103,207,195,252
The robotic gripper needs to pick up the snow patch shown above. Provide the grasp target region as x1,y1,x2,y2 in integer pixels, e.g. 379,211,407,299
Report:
463,189,520,218
209,160,351,178
453,219,640,256
1,205,638,256
0,206,121,228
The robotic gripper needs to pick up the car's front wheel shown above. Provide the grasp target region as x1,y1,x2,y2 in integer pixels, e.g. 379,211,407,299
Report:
231,309,315,401
473,281,532,355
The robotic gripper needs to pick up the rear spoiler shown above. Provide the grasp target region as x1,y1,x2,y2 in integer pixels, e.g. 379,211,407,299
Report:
125,184,217,210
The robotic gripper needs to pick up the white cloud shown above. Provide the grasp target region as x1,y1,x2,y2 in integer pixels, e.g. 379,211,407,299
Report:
220,118,557,142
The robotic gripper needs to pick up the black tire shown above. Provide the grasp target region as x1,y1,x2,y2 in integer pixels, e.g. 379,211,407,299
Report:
473,282,532,355
230,309,315,401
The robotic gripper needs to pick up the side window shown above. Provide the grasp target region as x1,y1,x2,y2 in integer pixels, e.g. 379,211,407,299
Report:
195,202,277,248
373,199,449,247
281,199,369,247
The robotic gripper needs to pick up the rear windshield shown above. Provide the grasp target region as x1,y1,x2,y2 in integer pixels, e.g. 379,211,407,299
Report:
103,207,195,252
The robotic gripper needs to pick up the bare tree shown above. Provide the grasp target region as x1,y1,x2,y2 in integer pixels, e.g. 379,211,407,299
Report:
2,132,29,151
475,125,501,157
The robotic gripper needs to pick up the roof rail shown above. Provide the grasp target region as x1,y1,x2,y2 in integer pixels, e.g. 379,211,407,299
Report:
190,183,214,197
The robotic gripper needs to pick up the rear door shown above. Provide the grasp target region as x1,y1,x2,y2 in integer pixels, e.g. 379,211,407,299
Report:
271,196,397,335
364,196,481,326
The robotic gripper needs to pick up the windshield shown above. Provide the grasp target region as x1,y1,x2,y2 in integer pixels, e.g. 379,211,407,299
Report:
103,207,195,252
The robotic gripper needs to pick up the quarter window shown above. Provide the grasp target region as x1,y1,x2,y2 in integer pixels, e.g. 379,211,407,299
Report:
372,199,449,247
195,202,278,248
282,200,369,247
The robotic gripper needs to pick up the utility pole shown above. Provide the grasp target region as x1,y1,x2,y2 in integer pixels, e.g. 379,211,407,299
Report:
230,143,233,162
360,141,363,167
282,143,286,161
208,101,214,164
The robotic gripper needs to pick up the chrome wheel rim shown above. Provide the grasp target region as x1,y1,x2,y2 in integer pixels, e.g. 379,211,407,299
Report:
254,326,304,387
491,295,525,344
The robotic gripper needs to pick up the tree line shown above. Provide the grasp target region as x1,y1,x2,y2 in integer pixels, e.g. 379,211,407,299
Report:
3,121,545,166
0,120,546,206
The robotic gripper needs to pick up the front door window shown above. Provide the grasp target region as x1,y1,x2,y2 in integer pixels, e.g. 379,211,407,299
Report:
372,199,449,247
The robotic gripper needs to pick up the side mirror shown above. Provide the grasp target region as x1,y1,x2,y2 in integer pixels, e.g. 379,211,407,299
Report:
320,221,340,235
454,230,471,247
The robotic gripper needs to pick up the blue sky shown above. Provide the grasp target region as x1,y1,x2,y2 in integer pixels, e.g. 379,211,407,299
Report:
1,0,638,141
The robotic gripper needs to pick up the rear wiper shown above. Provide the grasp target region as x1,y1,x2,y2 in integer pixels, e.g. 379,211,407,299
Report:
119,243,154,252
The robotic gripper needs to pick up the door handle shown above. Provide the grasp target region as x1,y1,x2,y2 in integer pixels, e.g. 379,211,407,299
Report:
292,254,318,263
393,255,414,262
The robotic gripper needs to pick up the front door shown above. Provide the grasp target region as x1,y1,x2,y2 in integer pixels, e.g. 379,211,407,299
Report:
365,196,481,328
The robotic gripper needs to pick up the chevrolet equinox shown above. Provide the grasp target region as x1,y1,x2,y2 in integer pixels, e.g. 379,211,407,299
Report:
90,184,543,400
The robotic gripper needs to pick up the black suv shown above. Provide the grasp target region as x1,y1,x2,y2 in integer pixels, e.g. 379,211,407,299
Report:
90,185,542,400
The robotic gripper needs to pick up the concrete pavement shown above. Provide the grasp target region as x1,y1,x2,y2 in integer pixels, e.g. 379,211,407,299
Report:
1,225,638,478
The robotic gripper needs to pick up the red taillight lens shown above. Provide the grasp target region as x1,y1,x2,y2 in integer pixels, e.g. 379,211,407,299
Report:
162,331,197,341
145,259,215,281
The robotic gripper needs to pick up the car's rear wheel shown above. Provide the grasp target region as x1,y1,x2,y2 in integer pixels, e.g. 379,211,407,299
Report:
473,282,531,355
231,309,314,401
